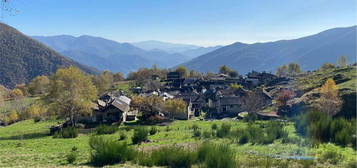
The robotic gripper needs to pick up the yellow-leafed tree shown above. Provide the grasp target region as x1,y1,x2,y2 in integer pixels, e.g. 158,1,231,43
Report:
8,110,19,123
11,88,23,99
318,78,342,116
46,66,97,126
164,99,187,119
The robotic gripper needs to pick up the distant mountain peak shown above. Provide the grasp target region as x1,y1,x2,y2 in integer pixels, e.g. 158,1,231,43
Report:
181,26,356,74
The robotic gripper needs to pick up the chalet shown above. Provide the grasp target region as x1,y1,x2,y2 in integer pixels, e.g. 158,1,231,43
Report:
246,71,278,86
176,91,205,117
93,93,132,123
166,72,184,88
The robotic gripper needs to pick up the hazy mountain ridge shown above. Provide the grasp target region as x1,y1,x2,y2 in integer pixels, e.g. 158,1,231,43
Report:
181,26,357,73
0,23,98,88
32,37,221,73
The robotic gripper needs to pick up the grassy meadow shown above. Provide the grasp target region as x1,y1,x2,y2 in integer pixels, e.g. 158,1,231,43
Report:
0,119,356,167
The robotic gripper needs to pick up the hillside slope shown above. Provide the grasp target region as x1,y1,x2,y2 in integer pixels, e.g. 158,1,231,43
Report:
182,26,356,73
0,23,97,88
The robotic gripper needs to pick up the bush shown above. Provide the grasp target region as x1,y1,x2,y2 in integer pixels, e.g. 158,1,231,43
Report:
95,125,118,135
89,136,136,166
191,124,199,131
216,123,231,138
193,130,201,138
119,132,127,141
149,126,158,135
137,145,197,168
53,127,78,138
132,127,149,144
197,142,237,168
66,146,78,164
316,144,344,165
211,123,218,130
202,131,211,139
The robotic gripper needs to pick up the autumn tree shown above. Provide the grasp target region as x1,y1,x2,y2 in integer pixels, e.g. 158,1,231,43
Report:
46,66,97,126
24,103,45,119
276,89,295,115
7,110,19,123
230,83,243,90
276,65,288,77
337,56,348,67
131,95,164,120
11,88,23,99
163,99,187,119
189,70,203,78
241,90,269,113
175,66,189,78
320,63,336,71
317,78,342,116
93,70,114,94
288,63,301,75
28,75,50,95
113,72,125,82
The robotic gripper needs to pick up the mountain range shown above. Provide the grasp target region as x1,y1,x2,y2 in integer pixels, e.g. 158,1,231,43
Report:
182,26,357,73
0,23,97,88
32,36,221,74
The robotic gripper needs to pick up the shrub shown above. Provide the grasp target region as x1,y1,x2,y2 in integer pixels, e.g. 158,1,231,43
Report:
211,123,218,130
316,144,344,165
191,124,199,131
53,127,78,138
119,132,127,141
95,125,118,135
89,136,136,166
216,123,231,138
66,146,78,164
137,145,197,168
193,130,201,138
197,142,237,168
149,126,158,135
132,127,149,144
239,132,249,144
202,131,211,139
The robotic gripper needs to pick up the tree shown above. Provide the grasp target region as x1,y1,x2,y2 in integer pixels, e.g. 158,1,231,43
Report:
175,66,189,78
25,104,44,119
163,99,187,119
11,88,23,99
8,110,19,123
93,70,114,94
189,70,203,78
131,95,164,120
276,65,288,77
276,89,295,115
288,63,301,75
228,71,239,78
320,63,336,71
337,56,348,67
230,83,242,90
318,78,342,116
276,89,295,107
219,65,233,75
113,72,125,82
46,66,97,126
241,90,269,113
28,75,50,95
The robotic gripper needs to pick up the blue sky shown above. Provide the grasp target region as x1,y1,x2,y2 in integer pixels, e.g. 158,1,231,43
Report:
1,0,356,46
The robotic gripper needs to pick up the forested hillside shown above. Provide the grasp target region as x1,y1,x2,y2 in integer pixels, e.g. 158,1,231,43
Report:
0,23,97,88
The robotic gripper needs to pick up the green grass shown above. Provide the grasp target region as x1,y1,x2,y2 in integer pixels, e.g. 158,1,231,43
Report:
0,119,356,167
297,66,356,93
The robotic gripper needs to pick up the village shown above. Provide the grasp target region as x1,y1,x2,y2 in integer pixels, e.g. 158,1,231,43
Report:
90,69,291,126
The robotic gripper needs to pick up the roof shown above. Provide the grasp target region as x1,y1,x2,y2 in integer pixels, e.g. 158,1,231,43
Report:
112,96,131,112
97,99,106,107
219,96,241,105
